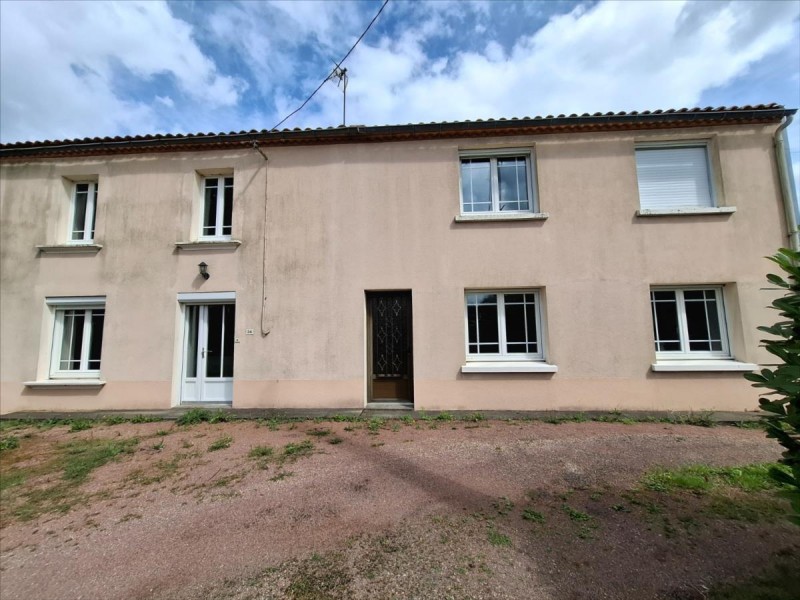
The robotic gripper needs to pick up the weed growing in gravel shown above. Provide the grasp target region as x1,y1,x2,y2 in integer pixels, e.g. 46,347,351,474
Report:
492,497,514,516
249,445,274,458
69,419,93,432
307,428,331,437
562,505,591,522
176,409,211,425
102,416,128,426
282,440,314,461
487,526,511,546
155,430,170,436
208,435,233,452
522,509,545,523
270,470,293,482
367,418,384,434
152,441,164,451
0,436,20,451
328,436,343,445
400,415,414,426
464,412,485,422
436,412,454,422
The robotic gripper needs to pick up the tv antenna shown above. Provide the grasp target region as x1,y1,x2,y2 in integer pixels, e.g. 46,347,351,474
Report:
328,64,349,126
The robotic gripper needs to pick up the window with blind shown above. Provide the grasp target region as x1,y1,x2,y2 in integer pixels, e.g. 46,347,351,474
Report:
635,145,715,211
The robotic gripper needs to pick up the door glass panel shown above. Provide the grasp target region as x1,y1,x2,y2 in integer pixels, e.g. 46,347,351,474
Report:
222,304,235,377
206,305,223,378
685,295,711,351
89,184,97,239
185,305,199,378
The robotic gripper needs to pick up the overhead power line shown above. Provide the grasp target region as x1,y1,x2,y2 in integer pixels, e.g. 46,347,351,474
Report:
268,0,390,132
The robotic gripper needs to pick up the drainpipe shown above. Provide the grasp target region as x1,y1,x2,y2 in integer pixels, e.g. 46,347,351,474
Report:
252,141,271,336
774,115,799,251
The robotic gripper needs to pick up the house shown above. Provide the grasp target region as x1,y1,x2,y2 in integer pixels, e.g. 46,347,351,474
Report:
0,104,797,415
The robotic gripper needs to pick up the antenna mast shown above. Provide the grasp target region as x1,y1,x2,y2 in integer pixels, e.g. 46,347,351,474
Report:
329,65,349,126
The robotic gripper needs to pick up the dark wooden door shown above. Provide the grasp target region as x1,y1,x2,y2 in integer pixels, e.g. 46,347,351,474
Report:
367,291,413,403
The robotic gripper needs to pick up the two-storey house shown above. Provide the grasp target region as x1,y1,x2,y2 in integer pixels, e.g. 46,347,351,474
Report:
0,104,797,414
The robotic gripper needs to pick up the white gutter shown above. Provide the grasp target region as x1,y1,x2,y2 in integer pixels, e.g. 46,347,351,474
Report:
774,114,799,250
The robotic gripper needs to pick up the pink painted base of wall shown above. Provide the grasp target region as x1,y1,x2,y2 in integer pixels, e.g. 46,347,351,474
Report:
1,375,760,414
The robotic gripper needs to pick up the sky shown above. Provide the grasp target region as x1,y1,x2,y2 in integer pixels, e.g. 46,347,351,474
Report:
1,0,798,179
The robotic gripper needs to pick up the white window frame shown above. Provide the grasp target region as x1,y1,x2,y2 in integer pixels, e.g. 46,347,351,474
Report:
459,149,536,215
650,286,731,361
68,181,98,244
464,290,545,362
200,176,234,240
635,142,717,212
46,296,106,379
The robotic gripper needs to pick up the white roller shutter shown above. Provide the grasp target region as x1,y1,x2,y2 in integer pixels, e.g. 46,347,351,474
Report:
635,146,714,210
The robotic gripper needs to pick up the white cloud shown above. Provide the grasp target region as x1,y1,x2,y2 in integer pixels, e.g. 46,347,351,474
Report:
0,0,244,142
288,0,799,129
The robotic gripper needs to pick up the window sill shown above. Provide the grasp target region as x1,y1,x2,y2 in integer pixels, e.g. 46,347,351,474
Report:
651,360,756,372
454,212,549,223
461,362,558,373
175,240,242,251
24,379,106,389
37,244,102,255
636,207,736,217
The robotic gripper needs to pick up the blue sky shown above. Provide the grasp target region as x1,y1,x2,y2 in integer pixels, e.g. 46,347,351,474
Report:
1,0,798,178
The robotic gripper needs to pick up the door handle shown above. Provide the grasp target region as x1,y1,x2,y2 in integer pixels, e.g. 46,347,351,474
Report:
201,348,206,359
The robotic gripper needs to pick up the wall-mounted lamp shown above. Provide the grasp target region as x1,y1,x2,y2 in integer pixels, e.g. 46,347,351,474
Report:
198,262,210,280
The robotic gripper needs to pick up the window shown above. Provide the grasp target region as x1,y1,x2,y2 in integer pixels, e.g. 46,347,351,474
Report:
460,151,535,214
48,297,105,378
465,291,543,360
650,287,729,358
201,176,233,239
69,182,98,243
635,145,715,211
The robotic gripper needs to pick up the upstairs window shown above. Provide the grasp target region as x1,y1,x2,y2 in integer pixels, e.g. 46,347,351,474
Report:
465,291,544,360
70,182,98,243
460,151,535,214
635,145,714,211
202,176,233,239
650,287,729,359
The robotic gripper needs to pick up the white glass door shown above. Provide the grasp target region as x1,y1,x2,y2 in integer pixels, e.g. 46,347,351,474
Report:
182,304,235,403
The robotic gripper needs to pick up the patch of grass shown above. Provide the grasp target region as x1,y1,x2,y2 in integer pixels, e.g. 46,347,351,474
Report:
0,435,20,452
209,411,235,424
367,418,384,434
562,504,591,522
330,414,360,423
307,427,331,437
270,470,293,482
543,413,588,424
400,415,414,426
248,445,274,458
328,436,343,445
176,408,212,426
208,435,233,452
522,508,545,523
285,552,351,599
0,469,27,492
102,416,128,426
732,420,765,430
677,411,715,428
492,496,514,516
435,411,454,422
642,463,789,494
487,526,511,547
708,551,800,599
130,415,163,424
155,429,170,437
464,412,485,422
152,441,164,451
282,440,314,462
6,438,139,521
68,419,93,433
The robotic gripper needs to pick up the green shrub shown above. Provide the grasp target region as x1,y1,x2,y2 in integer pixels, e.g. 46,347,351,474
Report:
744,247,800,526
0,436,20,451
176,408,212,426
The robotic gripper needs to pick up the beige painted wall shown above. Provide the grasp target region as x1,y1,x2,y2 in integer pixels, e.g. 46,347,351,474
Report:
0,124,788,413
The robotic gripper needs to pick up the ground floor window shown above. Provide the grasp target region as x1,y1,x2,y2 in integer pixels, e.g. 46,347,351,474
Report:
465,290,544,360
650,287,729,358
47,297,106,378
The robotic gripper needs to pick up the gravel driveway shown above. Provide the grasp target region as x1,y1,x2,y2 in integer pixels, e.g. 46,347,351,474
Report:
1,417,798,600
